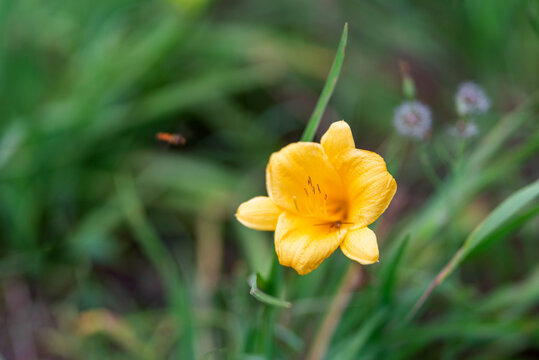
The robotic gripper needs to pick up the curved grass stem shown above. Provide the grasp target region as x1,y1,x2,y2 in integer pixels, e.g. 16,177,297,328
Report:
306,263,363,360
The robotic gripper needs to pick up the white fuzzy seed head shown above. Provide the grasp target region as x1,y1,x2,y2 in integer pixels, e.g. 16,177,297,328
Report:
393,101,432,139
455,82,490,117
449,120,479,138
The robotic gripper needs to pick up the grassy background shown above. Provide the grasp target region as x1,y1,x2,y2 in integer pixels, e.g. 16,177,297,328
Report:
0,0,538,359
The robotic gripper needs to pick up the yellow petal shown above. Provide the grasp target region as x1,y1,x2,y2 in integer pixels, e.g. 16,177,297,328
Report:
266,142,346,220
321,120,355,161
236,196,282,231
340,227,379,264
274,212,345,275
332,149,397,227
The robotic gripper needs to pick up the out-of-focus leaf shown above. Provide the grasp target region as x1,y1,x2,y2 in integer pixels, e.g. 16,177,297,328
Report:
479,265,539,317
458,179,539,264
378,235,410,304
409,179,539,319
527,0,539,37
275,324,303,352
331,308,388,360
234,223,272,278
115,175,195,359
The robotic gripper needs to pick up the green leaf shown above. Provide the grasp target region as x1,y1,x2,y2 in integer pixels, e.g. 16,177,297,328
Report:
378,235,410,304
332,308,388,360
457,178,539,265
233,223,273,279
479,265,539,316
408,179,539,319
528,0,539,38
115,176,195,359
301,23,348,142
247,273,292,308
464,203,539,259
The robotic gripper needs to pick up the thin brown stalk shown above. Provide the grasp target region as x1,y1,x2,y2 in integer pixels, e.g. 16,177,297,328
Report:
306,263,363,360
407,248,464,321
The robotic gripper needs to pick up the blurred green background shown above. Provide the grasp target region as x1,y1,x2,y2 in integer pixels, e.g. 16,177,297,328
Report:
0,0,538,359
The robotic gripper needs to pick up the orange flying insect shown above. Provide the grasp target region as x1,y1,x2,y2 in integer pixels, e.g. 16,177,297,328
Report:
156,132,186,146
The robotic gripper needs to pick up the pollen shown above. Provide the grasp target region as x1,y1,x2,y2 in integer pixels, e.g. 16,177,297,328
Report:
296,176,330,216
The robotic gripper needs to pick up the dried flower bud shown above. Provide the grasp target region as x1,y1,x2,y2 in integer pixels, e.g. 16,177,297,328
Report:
399,60,416,99
449,120,479,138
393,101,432,139
455,82,490,117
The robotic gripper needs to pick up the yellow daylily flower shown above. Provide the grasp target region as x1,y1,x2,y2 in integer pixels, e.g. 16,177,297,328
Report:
236,121,397,275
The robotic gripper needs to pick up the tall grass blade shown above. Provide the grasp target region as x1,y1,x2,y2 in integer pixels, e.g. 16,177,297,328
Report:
301,23,348,142
115,176,195,358
408,179,539,319
332,308,388,360
379,235,410,304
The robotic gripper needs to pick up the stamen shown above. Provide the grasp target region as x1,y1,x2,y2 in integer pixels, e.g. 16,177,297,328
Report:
293,196,300,212
303,187,315,214
307,176,312,186
311,185,316,195
323,194,328,215
317,184,321,194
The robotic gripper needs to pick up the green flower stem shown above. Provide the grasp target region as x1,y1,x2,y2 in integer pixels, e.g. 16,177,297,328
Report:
417,142,442,187
248,273,291,308
452,115,471,175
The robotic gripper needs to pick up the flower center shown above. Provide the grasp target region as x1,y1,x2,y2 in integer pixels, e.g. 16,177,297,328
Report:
464,92,477,105
293,176,345,221
404,112,420,126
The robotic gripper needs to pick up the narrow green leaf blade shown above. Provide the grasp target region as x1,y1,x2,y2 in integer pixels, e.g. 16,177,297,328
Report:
301,23,348,142
379,235,410,304
248,273,292,308
332,308,388,360
408,179,539,319
458,178,539,265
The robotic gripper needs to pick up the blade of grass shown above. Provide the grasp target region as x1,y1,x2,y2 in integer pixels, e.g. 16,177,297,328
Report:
479,264,539,317
247,273,291,308
408,179,539,320
234,223,272,279
301,23,348,142
306,263,363,360
458,179,539,259
331,308,388,360
115,175,195,359
257,255,285,358
378,235,410,305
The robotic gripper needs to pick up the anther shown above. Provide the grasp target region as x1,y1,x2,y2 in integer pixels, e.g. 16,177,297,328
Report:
317,184,321,194
293,196,300,212
304,188,309,197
